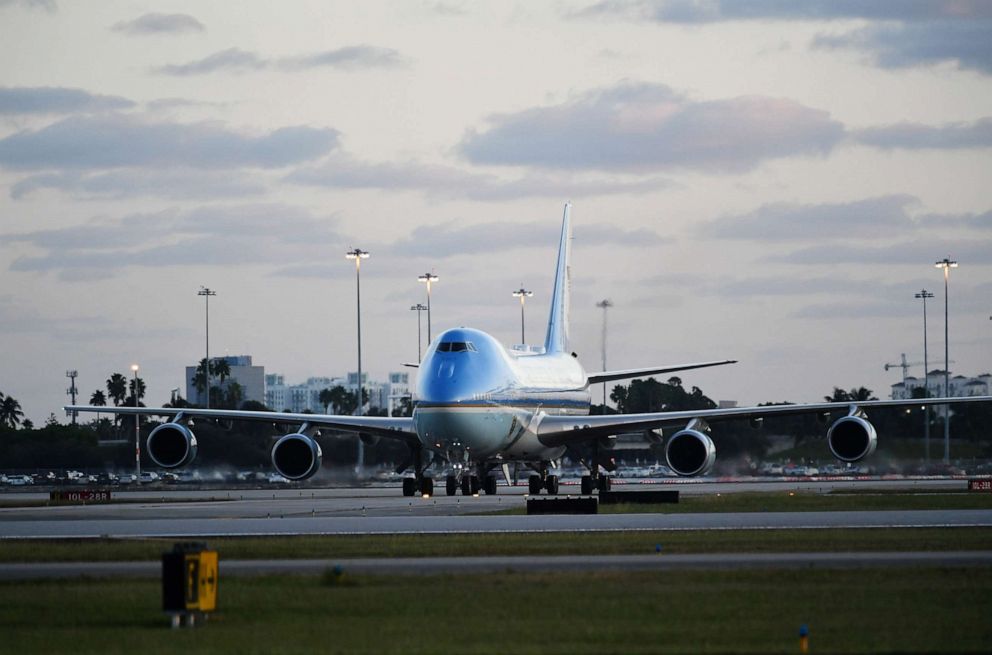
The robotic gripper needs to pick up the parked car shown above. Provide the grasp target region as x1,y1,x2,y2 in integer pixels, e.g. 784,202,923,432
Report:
6,474,34,486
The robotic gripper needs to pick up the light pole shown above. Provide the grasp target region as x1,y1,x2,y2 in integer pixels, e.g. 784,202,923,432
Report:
410,303,427,362
131,364,141,482
915,289,934,471
197,287,216,409
935,257,957,464
347,248,369,476
418,272,439,344
596,299,613,411
512,286,533,344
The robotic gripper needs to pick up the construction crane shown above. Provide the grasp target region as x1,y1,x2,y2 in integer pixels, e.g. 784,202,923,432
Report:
884,353,953,384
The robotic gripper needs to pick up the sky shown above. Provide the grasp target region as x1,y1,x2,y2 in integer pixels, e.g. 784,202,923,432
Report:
1,0,990,424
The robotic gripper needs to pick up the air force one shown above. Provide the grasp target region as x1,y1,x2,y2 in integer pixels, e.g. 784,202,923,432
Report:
68,204,991,496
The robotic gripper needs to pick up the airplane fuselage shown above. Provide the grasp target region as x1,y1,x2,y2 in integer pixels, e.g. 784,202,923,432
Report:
413,327,590,465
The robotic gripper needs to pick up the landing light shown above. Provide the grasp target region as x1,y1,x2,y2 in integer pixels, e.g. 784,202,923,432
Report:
422,494,430,499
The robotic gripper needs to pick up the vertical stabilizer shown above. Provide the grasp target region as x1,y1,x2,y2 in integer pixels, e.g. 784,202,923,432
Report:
544,203,572,354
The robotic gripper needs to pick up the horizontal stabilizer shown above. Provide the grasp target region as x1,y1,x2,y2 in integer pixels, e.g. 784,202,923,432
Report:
587,360,737,386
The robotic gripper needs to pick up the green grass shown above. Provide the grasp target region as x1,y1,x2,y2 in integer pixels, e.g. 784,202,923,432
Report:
3,527,992,563
2,567,990,653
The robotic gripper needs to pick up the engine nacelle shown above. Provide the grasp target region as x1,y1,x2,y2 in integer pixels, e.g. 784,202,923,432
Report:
665,429,716,477
827,415,877,462
146,423,197,469
271,433,322,480
644,428,664,445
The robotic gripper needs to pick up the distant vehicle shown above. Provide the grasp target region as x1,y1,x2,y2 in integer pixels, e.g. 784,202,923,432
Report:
118,473,136,485
138,472,159,483
6,474,34,486
267,473,290,484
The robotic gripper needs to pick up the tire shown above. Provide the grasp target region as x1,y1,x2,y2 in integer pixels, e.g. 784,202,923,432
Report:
402,478,417,497
461,475,472,495
484,476,498,495
470,475,482,494
597,475,612,492
545,474,559,495
528,474,543,495
446,476,458,496
420,477,434,496
581,475,593,495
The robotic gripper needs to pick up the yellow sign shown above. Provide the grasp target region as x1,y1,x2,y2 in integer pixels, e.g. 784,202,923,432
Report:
193,550,218,612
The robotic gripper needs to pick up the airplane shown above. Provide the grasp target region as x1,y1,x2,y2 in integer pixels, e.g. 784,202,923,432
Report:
68,203,992,497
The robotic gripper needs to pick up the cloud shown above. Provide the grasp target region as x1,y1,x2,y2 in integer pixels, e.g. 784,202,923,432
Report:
458,83,844,173
814,21,992,75
0,86,135,115
4,204,345,278
698,195,992,242
10,169,268,200
576,2,992,75
155,45,407,76
773,237,992,266
698,195,922,241
0,114,338,170
384,219,669,258
111,12,205,35
576,1,992,23
0,0,56,11
286,154,670,199
852,117,992,150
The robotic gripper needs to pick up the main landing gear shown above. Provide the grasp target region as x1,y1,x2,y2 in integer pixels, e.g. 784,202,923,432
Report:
580,474,611,495
445,466,500,496
401,444,434,497
527,463,560,495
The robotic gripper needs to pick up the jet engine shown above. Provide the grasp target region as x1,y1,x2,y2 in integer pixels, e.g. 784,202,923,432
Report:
271,433,322,481
665,429,716,477
146,423,197,469
827,414,877,462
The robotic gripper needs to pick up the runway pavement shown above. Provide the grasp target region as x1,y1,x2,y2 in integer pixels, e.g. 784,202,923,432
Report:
0,479,989,538
4,551,992,580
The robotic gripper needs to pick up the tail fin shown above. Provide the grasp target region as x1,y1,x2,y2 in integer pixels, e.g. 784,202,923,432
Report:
544,203,572,354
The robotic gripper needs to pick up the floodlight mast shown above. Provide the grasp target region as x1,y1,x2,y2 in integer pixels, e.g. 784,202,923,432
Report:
934,257,957,464
197,287,216,409
915,289,934,471
512,286,533,344
418,272,439,344
347,248,370,476
596,299,613,410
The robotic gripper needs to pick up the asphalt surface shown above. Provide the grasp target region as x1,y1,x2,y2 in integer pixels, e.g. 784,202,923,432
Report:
4,551,992,581
0,479,988,538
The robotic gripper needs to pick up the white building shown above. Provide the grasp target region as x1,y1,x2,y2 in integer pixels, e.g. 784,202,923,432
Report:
264,371,413,415
891,370,991,400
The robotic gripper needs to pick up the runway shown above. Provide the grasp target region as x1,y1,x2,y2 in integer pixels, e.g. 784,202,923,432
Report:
1,479,989,538
4,551,992,581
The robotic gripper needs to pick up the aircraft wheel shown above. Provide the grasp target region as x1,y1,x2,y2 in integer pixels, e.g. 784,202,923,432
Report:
461,475,472,495
580,475,593,495
484,476,498,495
597,475,612,492
420,477,434,496
528,475,543,495
470,475,482,494
402,478,417,497
446,476,458,496
545,474,559,495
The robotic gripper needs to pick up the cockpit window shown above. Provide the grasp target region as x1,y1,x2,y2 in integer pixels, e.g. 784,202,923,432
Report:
438,341,476,352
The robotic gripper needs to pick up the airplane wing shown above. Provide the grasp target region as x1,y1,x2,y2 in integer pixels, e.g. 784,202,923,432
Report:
65,405,417,443
536,395,992,446
586,359,737,385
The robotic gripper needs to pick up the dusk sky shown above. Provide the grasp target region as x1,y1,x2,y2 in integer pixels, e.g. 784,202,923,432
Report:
1,0,990,423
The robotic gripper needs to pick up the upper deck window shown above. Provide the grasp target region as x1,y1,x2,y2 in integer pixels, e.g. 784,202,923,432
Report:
438,341,476,352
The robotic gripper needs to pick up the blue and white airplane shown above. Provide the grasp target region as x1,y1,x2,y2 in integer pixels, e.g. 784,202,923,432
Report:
68,204,992,496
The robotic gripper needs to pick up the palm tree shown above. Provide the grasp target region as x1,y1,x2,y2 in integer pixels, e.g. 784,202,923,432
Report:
106,373,127,406
318,388,334,413
0,394,24,429
128,376,146,402
191,358,214,405
90,390,106,422
212,358,231,384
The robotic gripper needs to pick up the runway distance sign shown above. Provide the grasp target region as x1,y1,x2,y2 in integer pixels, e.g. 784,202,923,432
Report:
968,479,992,492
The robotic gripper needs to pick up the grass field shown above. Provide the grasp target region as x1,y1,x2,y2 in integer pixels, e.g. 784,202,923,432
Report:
2,567,990,653
2,527,992,563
